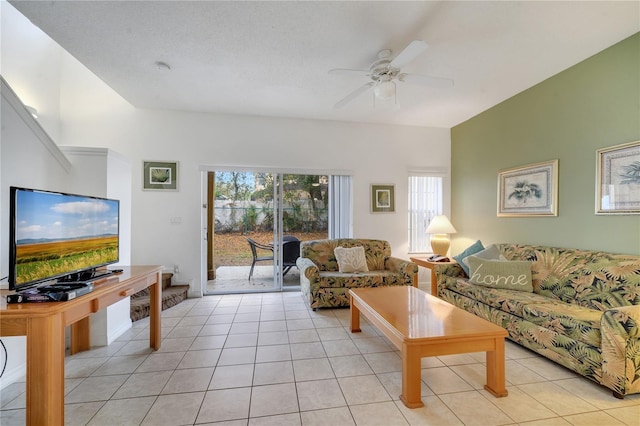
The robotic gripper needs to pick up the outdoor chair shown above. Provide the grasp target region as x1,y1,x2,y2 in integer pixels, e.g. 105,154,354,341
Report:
246,237,274,280
282,239,301,277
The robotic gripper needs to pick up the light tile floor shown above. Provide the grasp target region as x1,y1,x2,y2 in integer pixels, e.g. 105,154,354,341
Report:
1,292,639,425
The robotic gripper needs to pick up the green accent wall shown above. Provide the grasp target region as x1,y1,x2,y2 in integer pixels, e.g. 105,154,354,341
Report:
451,33,640,255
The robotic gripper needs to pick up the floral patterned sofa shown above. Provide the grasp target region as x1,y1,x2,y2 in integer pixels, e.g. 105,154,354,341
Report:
297,239,418,310
434,244,640,398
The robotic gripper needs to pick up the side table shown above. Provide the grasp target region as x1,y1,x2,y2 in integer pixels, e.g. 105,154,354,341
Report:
410,257,456,296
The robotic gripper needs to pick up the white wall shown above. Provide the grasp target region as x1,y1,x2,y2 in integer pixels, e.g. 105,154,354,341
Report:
59,146,134,345
0,1,63,141
60,109,450,295
3,0,451,297
1,78,138,388
0,78,73,388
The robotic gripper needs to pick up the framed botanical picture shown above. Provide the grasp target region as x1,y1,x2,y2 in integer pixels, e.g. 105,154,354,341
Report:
371,184,395,213
143,161,179,191
596,140,640,214
497,159,558,217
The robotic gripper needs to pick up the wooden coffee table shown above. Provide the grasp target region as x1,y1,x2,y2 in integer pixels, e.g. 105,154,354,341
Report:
349,286,508,408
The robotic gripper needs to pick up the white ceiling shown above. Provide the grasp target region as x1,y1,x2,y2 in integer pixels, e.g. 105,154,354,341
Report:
10,1,640,128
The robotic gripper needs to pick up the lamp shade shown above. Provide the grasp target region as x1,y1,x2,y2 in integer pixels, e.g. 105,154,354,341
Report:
425,215,457,235
374,80,395,100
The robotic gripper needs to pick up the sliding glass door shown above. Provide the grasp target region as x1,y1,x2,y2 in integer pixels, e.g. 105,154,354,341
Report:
204,170,334,294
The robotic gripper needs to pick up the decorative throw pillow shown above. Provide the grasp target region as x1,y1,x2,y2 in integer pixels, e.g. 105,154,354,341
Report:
452,240,484,276
461,244,507,271
334,246,369,273
466,256,533,292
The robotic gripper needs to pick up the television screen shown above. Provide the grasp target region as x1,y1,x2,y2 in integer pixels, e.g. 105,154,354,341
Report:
9,187,120,291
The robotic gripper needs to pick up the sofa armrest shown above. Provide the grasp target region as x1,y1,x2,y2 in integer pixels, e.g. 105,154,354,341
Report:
385,257,419,285
433,262,465,279
600,304,640,396
432,263,465,296
602,305,640,340
297,257,319,284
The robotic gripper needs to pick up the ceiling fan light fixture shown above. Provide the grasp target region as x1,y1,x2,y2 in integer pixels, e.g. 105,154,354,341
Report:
374,80,395,100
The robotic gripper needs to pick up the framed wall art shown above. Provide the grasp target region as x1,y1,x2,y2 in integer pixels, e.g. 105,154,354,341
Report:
497,159,558,217
371,184,395,213
143,161,179,191
596,140,640,214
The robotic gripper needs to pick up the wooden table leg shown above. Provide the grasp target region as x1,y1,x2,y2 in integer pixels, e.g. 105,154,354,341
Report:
430,268,438,296
400,342,424,408
27,313,65,425
484,337,508,397
349,294,361,333
149,271,162,350
69,316,91,355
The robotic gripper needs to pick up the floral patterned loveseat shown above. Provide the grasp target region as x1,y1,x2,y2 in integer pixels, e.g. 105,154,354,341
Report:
297,239,418,310
434,244,640,398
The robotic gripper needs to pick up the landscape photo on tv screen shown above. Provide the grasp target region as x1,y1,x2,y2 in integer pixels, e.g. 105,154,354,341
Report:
14,189,119,286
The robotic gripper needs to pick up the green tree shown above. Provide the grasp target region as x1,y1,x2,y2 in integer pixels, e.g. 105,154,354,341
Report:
249,174,329,232
244,205,259,232
215,171,254,200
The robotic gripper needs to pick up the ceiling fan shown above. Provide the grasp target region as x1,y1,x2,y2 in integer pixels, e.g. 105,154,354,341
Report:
329,40,453,109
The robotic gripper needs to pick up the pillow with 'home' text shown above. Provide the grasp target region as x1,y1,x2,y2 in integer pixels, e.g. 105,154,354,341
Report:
466,255,533,292
334,246,369,273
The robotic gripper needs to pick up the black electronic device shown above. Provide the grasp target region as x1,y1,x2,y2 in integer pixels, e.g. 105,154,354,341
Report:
8,186,120,292
428,255,450,262
7,282,94,303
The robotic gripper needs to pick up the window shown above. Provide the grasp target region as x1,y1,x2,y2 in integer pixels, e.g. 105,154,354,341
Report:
328,175,353,239
408,175,443,253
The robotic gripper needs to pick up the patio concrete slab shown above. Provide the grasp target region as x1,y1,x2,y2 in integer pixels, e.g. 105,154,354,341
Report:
207,265,300,292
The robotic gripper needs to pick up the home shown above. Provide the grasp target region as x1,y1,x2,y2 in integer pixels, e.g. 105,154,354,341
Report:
1,1,639,425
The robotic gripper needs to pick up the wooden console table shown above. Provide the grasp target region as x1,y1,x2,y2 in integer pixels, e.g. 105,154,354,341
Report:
0,265,163,425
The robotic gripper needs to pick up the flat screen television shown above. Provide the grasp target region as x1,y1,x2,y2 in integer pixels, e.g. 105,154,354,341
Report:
9,186,120,291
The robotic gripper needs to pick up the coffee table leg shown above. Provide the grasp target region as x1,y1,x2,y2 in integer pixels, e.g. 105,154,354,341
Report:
349,295,361,333
399,343,424,408
484,337,508,397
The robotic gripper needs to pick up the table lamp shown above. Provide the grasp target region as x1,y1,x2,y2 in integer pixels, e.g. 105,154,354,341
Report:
425,215,457,256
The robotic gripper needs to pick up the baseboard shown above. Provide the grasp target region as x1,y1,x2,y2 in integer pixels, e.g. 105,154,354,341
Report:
0,362,26,390
106,319,133,345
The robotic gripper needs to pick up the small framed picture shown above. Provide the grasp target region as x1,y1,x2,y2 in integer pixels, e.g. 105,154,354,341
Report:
497,159,558,217
596,140,640,214
143,161,179,191
371,184,395,213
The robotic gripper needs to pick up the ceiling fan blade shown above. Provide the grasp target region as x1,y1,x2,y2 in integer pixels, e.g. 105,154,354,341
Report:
333,82,375,109
399,73,454,88
389,40,428,69
329,68,370,77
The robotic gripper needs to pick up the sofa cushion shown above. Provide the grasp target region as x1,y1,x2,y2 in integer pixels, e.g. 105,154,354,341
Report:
466,256,533,292
334,246,369,273
317,270,407,289
449,278,553,317
522,302,603,347
453,240,484,276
